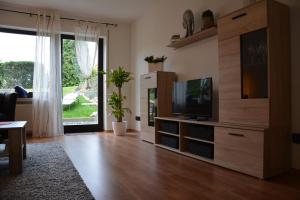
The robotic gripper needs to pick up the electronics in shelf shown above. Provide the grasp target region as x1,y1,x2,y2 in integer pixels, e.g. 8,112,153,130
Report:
155,117,215,160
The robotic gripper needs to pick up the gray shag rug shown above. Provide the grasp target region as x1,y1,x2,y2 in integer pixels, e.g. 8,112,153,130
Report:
0,142,94,200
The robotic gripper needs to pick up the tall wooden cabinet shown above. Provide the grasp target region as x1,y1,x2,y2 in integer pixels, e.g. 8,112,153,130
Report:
217,0,290,178
149,0,290,179
140,71,176,143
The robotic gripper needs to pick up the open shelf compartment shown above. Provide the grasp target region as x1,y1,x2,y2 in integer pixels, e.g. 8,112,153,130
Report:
181,123,214,142
156,133,180,150
155,117,215,160
181,139,214,159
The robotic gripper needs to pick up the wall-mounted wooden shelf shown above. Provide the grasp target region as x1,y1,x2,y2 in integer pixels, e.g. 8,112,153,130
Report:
167,27,217,49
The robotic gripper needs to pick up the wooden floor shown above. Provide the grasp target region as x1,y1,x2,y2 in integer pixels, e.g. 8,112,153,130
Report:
28,132,300,200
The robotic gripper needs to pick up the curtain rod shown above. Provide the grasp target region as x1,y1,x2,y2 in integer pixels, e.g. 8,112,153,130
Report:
0,8,118,27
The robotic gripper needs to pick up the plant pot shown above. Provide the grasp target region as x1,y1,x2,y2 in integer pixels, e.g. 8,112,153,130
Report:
112,121,127,136
148,62,163,72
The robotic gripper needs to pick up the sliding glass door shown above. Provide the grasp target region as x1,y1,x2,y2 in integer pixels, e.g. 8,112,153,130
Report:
61,35,103,133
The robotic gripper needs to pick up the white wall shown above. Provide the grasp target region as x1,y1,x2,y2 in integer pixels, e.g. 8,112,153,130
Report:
0,3,132,130
130,0,243,130
105,24,132,130
130,0,300,169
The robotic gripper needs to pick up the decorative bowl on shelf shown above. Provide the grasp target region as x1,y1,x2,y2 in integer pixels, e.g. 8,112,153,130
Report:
170,34,181,43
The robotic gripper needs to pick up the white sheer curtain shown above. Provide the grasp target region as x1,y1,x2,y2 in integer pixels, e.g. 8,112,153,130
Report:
74,22,103,88
32,12,63,137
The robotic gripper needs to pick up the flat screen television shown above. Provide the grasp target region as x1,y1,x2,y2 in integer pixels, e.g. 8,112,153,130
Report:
172,78,212,119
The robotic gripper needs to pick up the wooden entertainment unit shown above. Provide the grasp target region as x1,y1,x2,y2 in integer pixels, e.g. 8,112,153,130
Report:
140,71,176,143
155,118,217,162
218,0,290,178
155,117,266,178
150,0,290,179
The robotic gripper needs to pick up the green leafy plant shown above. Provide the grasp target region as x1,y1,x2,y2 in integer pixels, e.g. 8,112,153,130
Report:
102,67,133,122
62,39,82,87
144,56,167,64
0,61,34,89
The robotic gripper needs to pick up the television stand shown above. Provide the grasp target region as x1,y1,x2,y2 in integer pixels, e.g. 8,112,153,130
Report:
176,115,209,121
195,116,209,121
154,117,217,162
176,115,190,120
154,116,267,179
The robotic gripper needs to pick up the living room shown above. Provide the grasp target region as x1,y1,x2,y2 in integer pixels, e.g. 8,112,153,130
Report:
0,0,299,199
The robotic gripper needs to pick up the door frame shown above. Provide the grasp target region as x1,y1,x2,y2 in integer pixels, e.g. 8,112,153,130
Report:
61,34,104,133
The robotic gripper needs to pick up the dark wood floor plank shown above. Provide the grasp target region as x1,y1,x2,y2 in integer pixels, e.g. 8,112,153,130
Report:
28,132,300,200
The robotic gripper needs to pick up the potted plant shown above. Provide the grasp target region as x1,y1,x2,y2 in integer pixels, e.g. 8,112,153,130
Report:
201,10,215,30
144,56,167,72
102,67,133,135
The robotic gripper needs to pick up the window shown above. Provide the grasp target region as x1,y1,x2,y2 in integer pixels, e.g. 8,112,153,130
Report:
0,28,36,93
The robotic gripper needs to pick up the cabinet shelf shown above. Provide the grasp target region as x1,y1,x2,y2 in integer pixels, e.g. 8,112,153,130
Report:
157,130,179,137
183,136,214,144
155,144,180,152
181,152,215,164
167,27,217,49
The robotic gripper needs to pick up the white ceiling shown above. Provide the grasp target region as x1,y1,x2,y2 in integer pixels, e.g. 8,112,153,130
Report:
0,0,159,22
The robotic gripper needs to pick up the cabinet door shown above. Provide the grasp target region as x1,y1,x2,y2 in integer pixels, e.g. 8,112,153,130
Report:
214,127,264,178
241,28,268,99
140,73,157,143
218,36,269,126
218,0,267,41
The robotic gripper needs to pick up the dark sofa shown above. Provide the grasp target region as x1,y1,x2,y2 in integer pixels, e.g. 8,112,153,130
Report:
0,93,17,142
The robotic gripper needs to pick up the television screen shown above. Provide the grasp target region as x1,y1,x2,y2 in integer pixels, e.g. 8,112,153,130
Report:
172,78,212,118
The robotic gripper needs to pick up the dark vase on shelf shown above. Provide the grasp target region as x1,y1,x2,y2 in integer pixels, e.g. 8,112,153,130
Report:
201,10,214,31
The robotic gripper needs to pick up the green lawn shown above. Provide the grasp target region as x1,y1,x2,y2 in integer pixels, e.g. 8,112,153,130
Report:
63,86,77,97
63,95,97,118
